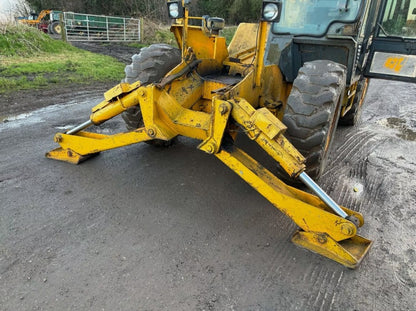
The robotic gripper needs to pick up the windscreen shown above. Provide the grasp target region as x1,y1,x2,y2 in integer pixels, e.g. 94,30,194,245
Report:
379,0,416,38
272,0,363,36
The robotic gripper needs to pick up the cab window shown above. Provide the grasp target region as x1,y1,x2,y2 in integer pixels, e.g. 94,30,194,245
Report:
379,0,416,38
272,0,363,36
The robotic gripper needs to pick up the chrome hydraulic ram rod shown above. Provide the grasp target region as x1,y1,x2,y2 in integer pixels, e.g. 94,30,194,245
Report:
66,120,94,135
299,172,349,219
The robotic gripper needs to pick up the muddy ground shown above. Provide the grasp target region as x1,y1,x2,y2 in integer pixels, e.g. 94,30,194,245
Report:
0,43,415,310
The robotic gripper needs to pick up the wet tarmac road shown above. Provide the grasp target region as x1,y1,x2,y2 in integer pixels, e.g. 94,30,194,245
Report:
0,79,415,310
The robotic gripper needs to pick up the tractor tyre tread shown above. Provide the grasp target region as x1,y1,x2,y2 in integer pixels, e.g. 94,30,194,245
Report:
283,60,347,180
51,21,61,35
122,44,181,147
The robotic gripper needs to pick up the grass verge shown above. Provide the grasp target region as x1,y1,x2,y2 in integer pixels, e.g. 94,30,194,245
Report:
0,24,125,94
0,23,237,95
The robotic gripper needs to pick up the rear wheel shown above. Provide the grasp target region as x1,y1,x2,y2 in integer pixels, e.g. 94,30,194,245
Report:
282,60,347,180
122,44,181,147
51,21,62,35
338,77,369,126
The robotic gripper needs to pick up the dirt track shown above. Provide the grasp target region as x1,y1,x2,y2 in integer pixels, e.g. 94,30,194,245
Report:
71,42,141,65
0,44,415,310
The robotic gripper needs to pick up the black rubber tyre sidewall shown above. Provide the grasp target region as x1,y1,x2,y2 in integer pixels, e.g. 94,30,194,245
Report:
282,60,347,180
51,21,61,35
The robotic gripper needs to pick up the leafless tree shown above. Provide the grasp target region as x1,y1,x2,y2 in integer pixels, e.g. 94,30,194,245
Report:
9,0,31,17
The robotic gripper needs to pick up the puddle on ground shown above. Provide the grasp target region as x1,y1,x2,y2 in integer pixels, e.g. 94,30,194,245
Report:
1,112,33,123
378,117,416,141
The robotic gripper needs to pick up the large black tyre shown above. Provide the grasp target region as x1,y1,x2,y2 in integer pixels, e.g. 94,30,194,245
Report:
283,60,347,180
122,44,181,147
338,77,369,126
51,21,62,35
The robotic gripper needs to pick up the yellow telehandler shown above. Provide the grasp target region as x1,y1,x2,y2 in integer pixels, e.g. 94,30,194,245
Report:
46,0,416,268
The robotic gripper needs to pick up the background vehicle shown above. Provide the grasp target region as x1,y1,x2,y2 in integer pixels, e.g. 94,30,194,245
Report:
46,0,416,268
17,9,62,35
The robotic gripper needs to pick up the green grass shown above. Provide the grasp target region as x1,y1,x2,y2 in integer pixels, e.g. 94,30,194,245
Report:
0,24,75,56
153,29,176,45
0,24,125,94
127,42,147,49
220,26,238,45
0,23,238,94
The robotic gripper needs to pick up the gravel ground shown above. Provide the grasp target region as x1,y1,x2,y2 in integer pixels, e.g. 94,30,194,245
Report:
0,43,415,310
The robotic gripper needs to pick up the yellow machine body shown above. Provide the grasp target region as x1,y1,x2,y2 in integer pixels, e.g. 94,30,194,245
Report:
47,5,372,268
18,10,51,26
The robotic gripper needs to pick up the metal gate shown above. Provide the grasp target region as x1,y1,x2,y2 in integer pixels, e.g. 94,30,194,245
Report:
63,12,141,42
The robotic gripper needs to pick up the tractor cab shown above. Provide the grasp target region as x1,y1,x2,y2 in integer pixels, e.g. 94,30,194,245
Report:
28,12,38,21
266,0,416,84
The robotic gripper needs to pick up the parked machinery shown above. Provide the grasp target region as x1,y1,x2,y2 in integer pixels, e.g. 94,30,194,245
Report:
47,0,416,268
18,9,62,34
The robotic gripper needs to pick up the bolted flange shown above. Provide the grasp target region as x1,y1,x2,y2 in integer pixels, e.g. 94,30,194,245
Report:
317,234,327,244
147,127,157,138
341,223,355,236
219,104,229,115
205,142,217,154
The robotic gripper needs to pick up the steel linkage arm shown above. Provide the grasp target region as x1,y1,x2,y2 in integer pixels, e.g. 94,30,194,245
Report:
216,98,372,268
45,79,372,267
230,97,356,221
46,82,158,164
229,97,305,178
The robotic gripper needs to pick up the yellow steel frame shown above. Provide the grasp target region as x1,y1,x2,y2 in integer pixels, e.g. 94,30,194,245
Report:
46,3,372,268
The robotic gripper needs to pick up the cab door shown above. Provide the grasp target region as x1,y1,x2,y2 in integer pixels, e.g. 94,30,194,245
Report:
365,0,416,82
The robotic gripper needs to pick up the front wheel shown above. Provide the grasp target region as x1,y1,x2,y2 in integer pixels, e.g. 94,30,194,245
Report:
122,44,181,147
282,60,347,180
